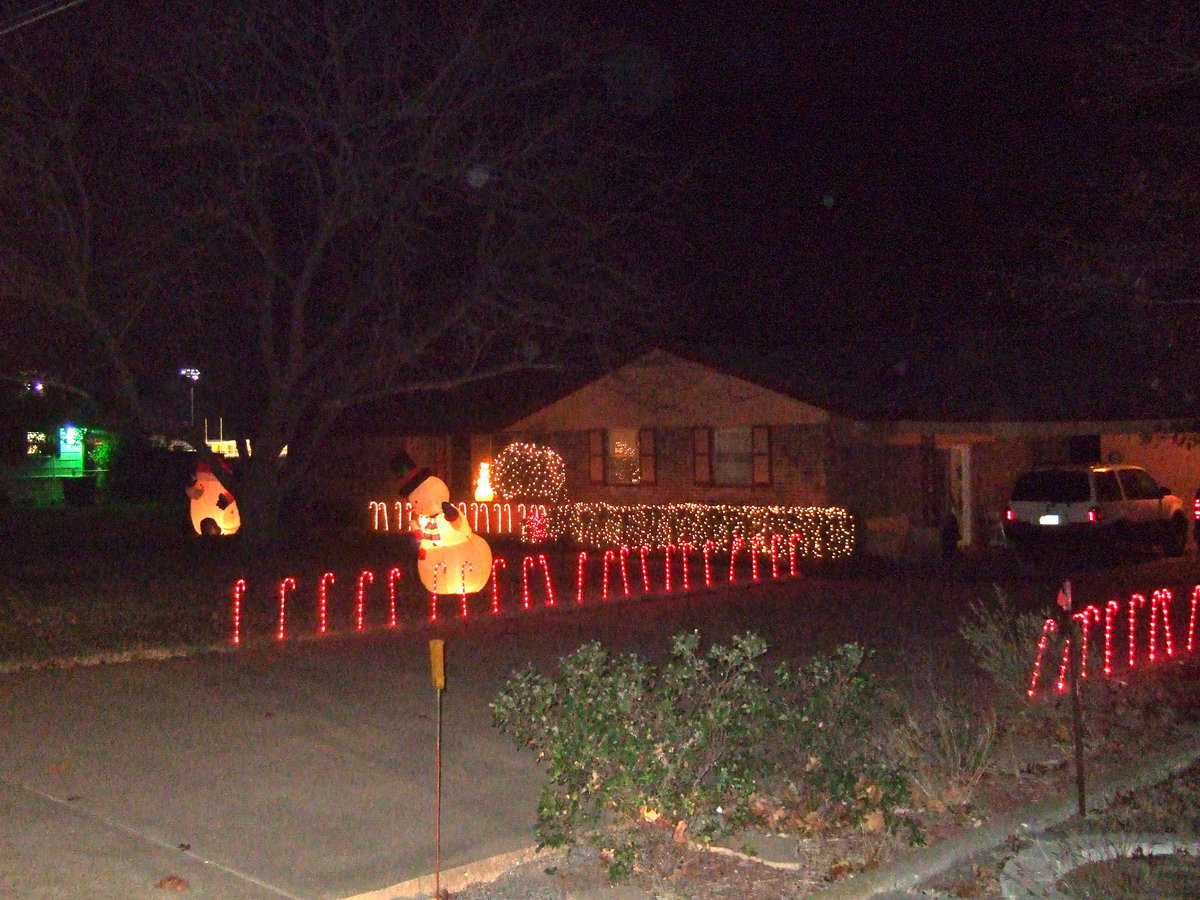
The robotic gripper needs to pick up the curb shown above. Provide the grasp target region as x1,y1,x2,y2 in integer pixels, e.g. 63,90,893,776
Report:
339,845,557,900
805,728,1200,899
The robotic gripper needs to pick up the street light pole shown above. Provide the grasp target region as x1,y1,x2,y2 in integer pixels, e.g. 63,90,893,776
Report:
179,368,200,428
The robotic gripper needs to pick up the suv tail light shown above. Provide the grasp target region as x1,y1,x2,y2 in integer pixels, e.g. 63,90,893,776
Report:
1088,507,1104,523
1005,508,1015,522
1194,497,1200,521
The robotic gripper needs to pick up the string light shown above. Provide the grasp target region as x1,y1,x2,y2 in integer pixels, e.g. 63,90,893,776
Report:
554,503,853,558
770,534,782,579
491,558,506,614
749,537,761,582
664,544,675,592
576,551,588,603
1129,594,1146,668
388,567,401,628
728,536,743,583
679,542,692,591
493,442,567,501
618,546,631,595
1073,605,1100,678
789,533,801,577
602,548,616,601
703,541,715,587
354,571,374,631
639,545,651,593
521,554,556,607
277,577,296,641
318,572,335,634
1190,586,1200,653
1028,617,1057,697
232,579,245,646
429,563,445,622
1152,589,1175,660
1104,599,1119,675
370,502,388,531
460,561,473,618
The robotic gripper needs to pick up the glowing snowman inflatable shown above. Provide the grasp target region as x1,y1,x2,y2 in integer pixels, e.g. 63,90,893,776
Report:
393,452,491,594
186,460,241,536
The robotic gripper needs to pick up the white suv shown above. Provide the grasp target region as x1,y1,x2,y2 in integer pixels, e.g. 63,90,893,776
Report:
1004,464,1188,557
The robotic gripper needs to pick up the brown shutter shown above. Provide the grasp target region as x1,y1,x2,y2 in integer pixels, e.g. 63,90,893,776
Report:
588,429,605,484
693,428,712,484
638,428,656,485
752,426,771,485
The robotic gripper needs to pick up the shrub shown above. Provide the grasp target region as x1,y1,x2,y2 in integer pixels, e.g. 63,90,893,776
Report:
959,584,1056,716
491,632,914,877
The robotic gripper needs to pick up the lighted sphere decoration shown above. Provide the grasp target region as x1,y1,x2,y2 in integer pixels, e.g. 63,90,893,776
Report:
186,460,241,536
394,452,492,594
493,441,566,502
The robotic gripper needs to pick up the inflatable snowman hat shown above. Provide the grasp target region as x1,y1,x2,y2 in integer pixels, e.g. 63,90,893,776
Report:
391,451,433,498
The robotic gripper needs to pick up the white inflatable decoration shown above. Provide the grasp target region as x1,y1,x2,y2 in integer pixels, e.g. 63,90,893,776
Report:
186,461,241,536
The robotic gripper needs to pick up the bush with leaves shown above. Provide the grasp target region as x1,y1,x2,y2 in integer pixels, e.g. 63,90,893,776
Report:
959,584,1057,717
491,632,914,877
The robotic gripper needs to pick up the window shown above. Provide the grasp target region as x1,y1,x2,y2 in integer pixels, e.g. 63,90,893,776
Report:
606,427,651,485
26,431,51,457
694,426,771,486
1119,468,1162,500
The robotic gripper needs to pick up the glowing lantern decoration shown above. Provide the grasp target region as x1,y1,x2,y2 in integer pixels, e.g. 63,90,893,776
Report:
393,452,492,595
186,460,241,536
475,462,495,502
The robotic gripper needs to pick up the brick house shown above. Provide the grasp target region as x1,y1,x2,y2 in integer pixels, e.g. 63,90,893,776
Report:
326,348,1200,556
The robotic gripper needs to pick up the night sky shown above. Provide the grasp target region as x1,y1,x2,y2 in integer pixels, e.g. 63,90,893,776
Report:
2,1,1187,422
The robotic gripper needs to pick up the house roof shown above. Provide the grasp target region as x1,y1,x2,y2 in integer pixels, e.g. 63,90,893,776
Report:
504,348,830,431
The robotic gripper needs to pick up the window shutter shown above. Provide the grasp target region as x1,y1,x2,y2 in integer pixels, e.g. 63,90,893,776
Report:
752,426,771,485
638,428,656,485
588,430,605,484
693,428,712,484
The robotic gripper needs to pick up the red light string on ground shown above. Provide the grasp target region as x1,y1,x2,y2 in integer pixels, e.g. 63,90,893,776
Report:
318,572,335,634
521,556,535,609
536,553,556,606
1129,593,1146,668
703,541,715,587
639,545,651,593
277,576,296,641
1104,599,1119,675
387,567,401,628
1151,588,1175,660
664,544,675,592
490,558,506,614
1073,605,1100,678
232,578,245,646
1028,617,1057,697
728,537,743,583
619,545,631,595
1056,637,1071,693
460,561,472,618
576,551,588,603
1190,586,1200,653
602,548,616,601
356,570,374,631
429,564,444,622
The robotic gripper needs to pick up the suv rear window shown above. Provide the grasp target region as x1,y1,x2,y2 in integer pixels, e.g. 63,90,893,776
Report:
1012,470,1091,503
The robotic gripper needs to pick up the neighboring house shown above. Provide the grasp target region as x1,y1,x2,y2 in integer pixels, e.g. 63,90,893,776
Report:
321,349,1200,556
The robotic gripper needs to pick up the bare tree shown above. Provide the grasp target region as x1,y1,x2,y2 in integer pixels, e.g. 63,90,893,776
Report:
1,0,674,539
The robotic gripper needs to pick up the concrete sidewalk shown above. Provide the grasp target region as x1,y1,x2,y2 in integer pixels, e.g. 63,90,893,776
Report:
0,630,545,899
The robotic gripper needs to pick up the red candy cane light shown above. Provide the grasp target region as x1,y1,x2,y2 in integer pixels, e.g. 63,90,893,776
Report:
232,578,246,646
576,551,588,604
639,545,651,594
703,541,715,587
429,563,445,622
679,542,693,591
664,544,675,593
277,576,296,641
1151,589,1175,660
387,567,401,628
491,558,506,614
618,545,631,596
318,571,335,634
356,570,374,631
1129,593,1146,668
602,548,616,601
728,536,743,583
1028,617,1057,697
